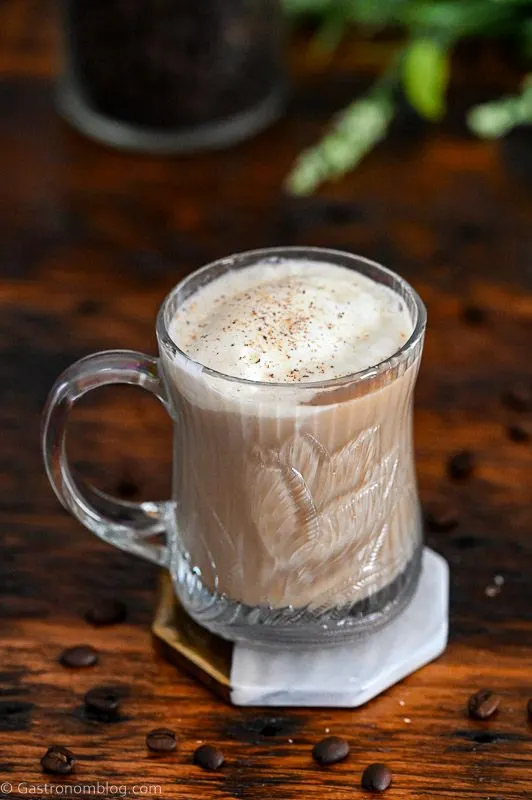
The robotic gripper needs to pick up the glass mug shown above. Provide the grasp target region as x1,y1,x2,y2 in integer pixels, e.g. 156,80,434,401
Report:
42,247,427,647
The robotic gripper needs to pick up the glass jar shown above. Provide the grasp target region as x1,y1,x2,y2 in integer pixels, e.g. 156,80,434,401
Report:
57,0,286,153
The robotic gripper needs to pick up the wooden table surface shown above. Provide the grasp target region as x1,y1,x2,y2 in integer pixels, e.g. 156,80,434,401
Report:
1,3,531,798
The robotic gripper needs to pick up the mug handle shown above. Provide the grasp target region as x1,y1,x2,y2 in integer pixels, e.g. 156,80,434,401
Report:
42,350,171,566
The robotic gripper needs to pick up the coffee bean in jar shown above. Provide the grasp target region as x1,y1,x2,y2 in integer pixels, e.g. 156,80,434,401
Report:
58,0,286,152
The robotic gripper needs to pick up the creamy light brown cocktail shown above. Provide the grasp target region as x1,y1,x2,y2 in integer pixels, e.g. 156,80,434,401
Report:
160,257,423,617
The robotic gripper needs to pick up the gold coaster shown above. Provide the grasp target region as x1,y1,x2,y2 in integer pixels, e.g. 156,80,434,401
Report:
152,571,233,702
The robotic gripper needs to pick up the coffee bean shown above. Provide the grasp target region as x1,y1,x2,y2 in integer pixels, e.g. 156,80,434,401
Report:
84,686,121,715
60,645,98,668
85,599,126,626
468,689,501,720
76,299,103,316
361,763,392,793
146,728,177,753
527,698,532,721
426,501,459,532
502,385,531,413
193,744,225,771
312,736,350,765
461,304,487,326
41,745,75,775
447,450,476,481
455,220,485,245
507,422,531,443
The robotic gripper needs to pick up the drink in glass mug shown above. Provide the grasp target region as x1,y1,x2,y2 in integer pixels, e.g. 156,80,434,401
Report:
42,248,426,646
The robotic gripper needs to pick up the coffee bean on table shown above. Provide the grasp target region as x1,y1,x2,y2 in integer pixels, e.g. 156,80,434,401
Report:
41,745,75,775
193,744,225,771
361,763,392,793
461,304,487,326
468,689,501,720
85,599,126,626
312,736,350,765
60,645,98,668
146,728,177,753
426,501,459,532
447,450,476,480
84,686,121,715
507,422,531,443
502,385,531,413
77,298,103,317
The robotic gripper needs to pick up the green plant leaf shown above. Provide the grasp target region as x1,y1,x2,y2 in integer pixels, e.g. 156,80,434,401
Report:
521,17,532,61
282,0,336,17
286,92,395,195
312,5,349,52
345,0,411,25
403,1,513,33
468,75,532,138
402,38,450,121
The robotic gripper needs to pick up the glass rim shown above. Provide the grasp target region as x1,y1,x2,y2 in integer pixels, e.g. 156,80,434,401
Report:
156,246,427,390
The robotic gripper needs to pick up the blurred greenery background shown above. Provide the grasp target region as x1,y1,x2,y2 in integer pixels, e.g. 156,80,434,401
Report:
284,0,532,194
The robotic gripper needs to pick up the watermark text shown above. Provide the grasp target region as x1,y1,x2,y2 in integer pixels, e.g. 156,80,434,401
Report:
1,783,162,797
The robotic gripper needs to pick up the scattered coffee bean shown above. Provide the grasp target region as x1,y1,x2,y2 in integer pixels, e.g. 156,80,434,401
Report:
146,728,177,753
84,686,121,715
312,736,350,765
85,599,127,626
193,744,225,771
455,220,485,245
507,422,531,443
361,763,392,793
447,450,476,481
461,304,487,326
502,385,531,413
76,298,103,316
527,698,532,721
426,501,459,532
468,689,501,720
41,745,75,775
60,645,98,668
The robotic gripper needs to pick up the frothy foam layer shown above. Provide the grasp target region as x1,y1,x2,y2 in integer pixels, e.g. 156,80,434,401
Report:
170,260,413,383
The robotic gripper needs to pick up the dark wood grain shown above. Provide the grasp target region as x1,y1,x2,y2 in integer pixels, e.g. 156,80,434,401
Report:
1,2,531,798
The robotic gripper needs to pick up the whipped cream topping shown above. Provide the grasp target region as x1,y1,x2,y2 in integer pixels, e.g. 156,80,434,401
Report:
170,259,413,383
